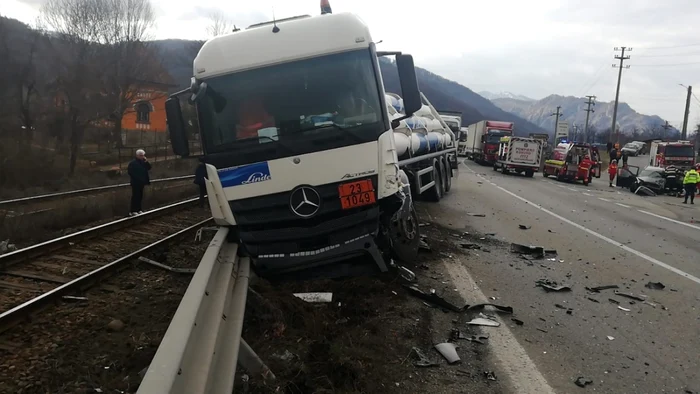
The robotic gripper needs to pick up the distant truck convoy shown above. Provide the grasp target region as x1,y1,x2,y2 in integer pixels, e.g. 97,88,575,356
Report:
464,120,515,164
164,4,459,280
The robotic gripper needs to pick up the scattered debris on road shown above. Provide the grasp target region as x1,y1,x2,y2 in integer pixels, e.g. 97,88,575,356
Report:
510,243,557,259
607,336,615,341
618,306,632,312
586,285,619,292
292,292,333,303
608,298,620,304
614,291,647,302
511,318,524,326
435,342,461,364
536,279,571,292
467,314,500,327
411,347,439,368
460,243,482,250
467,303,514,314
574,376,593,388
467,213,486,217
404,285,464,312
645,281,666,290
518,224,531,230
484,371,497,381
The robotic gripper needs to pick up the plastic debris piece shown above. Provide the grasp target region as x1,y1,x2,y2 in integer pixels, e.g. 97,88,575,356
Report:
608,298,620,304
645,281,665,290
511,318,524,326
519,224,531,230
484,371,497,381
586,285,619,292
574,377,593,387
467,213,486,217
607,336,615,341
466,303,514,314
293,292,333,303
418,237,431,252
511,243,545,257
467,316,500,327
404,285,465,312
411,347,439,367
460,243,481,250
614,291,647,301
434,343,460,364
398,266,416,282
536,279,571,292
618,306,631,312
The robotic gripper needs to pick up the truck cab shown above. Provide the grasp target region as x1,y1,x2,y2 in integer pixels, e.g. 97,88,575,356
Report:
164,8,454,280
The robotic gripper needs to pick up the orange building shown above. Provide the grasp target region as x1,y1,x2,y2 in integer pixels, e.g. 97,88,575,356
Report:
121,80,174,132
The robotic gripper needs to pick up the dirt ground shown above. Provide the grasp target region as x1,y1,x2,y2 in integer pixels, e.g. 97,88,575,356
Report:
239,221,507,394
0,229,214,394
0,218,510,394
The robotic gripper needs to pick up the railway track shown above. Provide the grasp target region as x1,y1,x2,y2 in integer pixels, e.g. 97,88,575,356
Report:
0,198,211,334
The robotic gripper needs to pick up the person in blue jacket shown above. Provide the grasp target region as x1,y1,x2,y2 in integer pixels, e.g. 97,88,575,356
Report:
194,158,208,208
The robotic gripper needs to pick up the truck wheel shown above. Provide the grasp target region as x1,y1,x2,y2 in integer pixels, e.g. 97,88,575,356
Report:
525,170,534,177
439,159,448,195
543,170,549,178
389,202,420,263
426,163,442,202
444,160,452,193
493,163,498,171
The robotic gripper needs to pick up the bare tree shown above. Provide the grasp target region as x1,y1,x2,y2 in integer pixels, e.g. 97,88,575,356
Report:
206,10,233,37
100,0,159,149
41,0,113,174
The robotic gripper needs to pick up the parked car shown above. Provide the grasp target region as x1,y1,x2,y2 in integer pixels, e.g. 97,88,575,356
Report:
621,142,643,156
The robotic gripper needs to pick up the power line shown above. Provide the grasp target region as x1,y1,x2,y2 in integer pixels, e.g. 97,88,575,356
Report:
578,61,608,95
639,43,700,50
636,51,700,58
633,61,700,67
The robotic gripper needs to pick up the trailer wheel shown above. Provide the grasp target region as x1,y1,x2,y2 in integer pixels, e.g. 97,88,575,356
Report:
525,170,534,178
425,162,442,202
439,158,448,195
444,159,453,193
493,163,498,171
389,202,420,263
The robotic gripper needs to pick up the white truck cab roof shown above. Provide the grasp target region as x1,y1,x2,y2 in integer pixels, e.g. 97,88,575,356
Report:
193,12,373,79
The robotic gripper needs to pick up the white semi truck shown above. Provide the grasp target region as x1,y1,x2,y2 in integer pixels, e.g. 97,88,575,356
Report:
165,3,457,279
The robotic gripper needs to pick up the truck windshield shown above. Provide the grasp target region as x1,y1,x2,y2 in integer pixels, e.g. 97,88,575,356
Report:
197,49,383,156
486,130,510,143
665,145,694,157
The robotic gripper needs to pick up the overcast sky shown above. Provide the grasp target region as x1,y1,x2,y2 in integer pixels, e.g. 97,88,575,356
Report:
3,0,700,127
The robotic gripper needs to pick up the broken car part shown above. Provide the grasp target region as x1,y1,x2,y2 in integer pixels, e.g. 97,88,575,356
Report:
434,343,460,364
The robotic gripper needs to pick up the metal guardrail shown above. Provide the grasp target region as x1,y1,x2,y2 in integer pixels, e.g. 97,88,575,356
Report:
138,228,273,394
0,197,199,269
0,175,194,207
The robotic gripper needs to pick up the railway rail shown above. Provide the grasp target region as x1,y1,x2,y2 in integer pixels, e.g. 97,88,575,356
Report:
0,198,210,334
0,175,194,207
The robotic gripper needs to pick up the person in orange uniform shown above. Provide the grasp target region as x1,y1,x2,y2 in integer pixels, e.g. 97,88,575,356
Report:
608,160,618,187
236,97,275,139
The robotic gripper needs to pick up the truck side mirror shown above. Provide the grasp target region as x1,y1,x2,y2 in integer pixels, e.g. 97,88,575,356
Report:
396,54,421,116
165,97,190,157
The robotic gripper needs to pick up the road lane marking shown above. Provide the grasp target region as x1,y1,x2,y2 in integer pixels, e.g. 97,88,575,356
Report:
476,174,700,286
615,203,631,208
567,187,577,192
556,185,565,188
583,192,593,196
638,210,700,231
598,197,611,202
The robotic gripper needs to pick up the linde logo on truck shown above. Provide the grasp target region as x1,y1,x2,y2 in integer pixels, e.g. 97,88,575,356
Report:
218,162,273,188
242,173,272,184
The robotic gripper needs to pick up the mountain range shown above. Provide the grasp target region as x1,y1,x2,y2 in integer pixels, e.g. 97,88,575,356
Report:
483,93,669,134
478,91,534,102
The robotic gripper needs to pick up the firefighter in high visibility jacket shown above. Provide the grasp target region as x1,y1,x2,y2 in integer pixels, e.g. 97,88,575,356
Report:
683,165,700,204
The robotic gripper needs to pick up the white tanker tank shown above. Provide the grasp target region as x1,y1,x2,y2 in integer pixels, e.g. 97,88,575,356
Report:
386,93,450,157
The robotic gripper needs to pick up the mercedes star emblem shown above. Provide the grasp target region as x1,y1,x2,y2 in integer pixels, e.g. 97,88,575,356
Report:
289,186,321,218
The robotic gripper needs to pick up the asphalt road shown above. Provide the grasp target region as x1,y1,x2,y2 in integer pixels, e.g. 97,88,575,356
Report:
422,157,700,394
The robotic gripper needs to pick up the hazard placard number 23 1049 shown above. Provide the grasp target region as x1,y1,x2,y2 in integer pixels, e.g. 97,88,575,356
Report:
338,179,376,210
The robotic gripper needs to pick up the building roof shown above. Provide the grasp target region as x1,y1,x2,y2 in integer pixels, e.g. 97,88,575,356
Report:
193,12,373,79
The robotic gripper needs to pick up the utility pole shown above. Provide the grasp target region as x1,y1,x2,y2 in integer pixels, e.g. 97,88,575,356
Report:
681,85,692,140
583,95,596,137
551,105,563,135
662,121,672,139
610,47,631,143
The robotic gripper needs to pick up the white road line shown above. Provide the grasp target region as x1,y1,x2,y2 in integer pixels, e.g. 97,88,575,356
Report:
615,203,631,208
583,192,593,196
639,209,700,231
476,174,700,286
556,185,565,188
567,187,577,192
598,197,611,202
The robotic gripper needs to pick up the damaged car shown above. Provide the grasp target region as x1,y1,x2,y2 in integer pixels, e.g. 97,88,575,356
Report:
616,165,666,195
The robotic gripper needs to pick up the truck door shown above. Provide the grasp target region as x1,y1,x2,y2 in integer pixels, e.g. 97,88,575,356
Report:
616,165,639,189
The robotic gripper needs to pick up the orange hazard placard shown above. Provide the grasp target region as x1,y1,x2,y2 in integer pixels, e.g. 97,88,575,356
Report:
338,179,375,209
